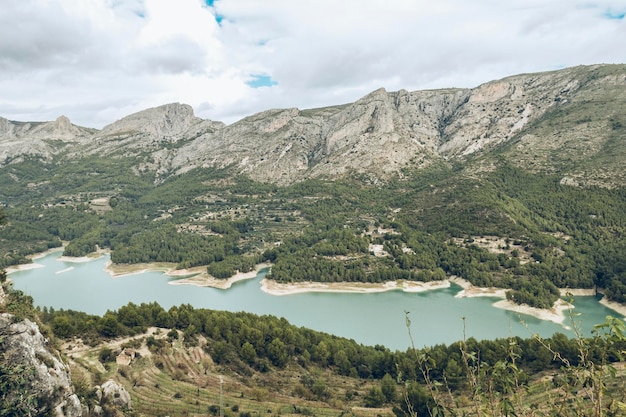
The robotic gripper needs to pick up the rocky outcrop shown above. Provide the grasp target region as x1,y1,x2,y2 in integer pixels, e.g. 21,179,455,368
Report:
98,103,199,139
84,103,217,155
2,64,625,186
0,310,132,416
166,64,626,185
170,87,469,184
99,380,132,410
0,313,83,416
437,67,585,157
0,115,93,166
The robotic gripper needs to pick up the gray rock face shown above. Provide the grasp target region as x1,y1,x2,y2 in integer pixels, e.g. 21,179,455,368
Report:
99,103,198,138
437,69,584,157
99,380,132,410
169,87,470,184
0,313,83,416
155,64,626,186
0,115,93,166
85,103,212,154
2,64,625,186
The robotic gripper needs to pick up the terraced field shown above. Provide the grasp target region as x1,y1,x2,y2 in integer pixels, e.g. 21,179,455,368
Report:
67,330,393,417
65,327,626,417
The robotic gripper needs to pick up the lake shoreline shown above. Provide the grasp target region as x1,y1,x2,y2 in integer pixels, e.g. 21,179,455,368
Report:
7,248,626,324
168,263,273,289
259,278,451,295
6,246,108,274
260,275,608,325
6,247,66,274
599,298,626,319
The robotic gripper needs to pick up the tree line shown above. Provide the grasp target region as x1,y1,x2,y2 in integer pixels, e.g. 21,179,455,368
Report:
34,298,626,415
37,300,622,383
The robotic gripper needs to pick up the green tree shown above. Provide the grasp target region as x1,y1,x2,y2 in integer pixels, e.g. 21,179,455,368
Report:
393,383,438,417
311,378,328,400
267,338,288,367
364,386,386,408
98,313,122,338
381,373,397,402
98,347,115,363
334,349,352,375
240,342,257,365
443,358,464,390
51,316,75,339
314,340,330,366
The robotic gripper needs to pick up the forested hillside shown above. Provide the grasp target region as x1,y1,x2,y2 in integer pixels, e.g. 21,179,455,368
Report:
1,157,626,309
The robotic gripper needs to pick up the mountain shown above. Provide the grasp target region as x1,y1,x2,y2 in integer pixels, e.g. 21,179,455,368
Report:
1,64,624,186
2,64,626,417
0,115,95,165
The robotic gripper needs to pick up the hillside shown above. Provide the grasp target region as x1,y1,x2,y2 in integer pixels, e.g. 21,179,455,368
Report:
2,280,626,417
1,64,626,311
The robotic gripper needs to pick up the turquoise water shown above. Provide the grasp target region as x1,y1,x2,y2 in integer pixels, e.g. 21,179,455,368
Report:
9,251,622,351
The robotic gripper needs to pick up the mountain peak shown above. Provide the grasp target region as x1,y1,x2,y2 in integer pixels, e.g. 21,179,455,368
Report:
55,115,71,128
98,102,201,138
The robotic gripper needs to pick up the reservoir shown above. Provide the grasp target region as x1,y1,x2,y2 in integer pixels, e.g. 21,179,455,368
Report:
9,251,622,351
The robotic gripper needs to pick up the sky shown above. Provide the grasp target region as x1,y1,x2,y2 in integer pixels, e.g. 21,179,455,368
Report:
0,0,624,128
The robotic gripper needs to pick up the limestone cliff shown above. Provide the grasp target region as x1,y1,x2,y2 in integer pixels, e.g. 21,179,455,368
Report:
0,313,83,416
171,64,625,185
1,64,625,186
0,116,94,166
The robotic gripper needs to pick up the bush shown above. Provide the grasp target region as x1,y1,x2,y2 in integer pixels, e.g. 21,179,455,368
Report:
98,347,115,364
364,386,385,408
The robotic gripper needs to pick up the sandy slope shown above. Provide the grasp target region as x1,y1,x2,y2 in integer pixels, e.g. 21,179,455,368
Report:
599,298,626,319
260,279,450,296
168,263,272,289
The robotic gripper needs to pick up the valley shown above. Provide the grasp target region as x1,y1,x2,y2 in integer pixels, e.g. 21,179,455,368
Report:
1,64,626,416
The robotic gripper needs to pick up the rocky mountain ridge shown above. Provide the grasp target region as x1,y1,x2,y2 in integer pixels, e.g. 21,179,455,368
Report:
0,115,95,166
1,64,624,185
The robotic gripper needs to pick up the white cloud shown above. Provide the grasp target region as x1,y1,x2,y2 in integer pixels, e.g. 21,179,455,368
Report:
0,0,624,128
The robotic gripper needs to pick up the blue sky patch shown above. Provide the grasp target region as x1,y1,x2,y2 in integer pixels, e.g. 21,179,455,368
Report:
247,75,278,88
604,10,625,19
204,0,224,24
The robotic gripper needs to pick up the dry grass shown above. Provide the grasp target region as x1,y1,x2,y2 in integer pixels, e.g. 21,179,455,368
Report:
64,329,391,417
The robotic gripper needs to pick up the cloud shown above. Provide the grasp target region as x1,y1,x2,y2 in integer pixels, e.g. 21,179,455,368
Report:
0,0,624,128
132,35,210,75
0,1,92,71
